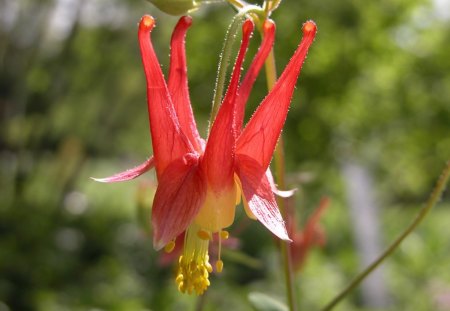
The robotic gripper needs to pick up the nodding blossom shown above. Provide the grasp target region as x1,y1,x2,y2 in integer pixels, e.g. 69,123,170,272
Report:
94,15,316,295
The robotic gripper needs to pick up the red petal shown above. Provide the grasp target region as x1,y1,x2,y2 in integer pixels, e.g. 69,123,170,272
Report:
138,15,194,178
202,20,254,192
152,153,206,250
168,16,202,152
237,21,317,171
235,19,276,133
91,157,154,183
235,154,291,241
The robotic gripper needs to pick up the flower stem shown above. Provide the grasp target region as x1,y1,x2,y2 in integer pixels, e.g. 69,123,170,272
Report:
227,0,246,9
264,32,297,311
263,0,282,14
209,14,243,129
321,160,450,311
209,5,264,130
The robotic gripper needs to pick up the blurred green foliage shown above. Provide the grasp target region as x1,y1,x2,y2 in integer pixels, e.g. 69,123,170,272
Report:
1,0,449,310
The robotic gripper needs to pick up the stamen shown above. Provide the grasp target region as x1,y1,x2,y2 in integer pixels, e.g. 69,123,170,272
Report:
176,274,184,283
216,228,224,273
220,230,229,240
216,260,224,273
206,262,213,273
175,225,211,295
164,240,176,253
197,229,211,240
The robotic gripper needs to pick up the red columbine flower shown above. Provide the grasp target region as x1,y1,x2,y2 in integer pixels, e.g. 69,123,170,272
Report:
94,15,316,295
287,197,329,271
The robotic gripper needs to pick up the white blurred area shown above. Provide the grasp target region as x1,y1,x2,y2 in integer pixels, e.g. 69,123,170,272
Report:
0,0,130,47
433,0,450,20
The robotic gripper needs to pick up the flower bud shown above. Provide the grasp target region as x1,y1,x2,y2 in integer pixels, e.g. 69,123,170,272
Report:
147,0,200,15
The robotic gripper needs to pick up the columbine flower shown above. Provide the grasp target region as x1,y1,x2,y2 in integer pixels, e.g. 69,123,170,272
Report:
94,15,316,295
287,197,329,271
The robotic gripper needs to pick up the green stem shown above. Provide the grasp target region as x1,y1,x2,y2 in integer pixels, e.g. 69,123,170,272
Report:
227,0,246,9
263,0,282,14
263,29,297,311
195,291,207,311
321,160,450,311
208,5,264,130
209,15,243,129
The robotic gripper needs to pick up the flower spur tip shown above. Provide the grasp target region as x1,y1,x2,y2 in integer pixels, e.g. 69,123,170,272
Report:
179,15,193,26
140,15,155,31
263,19,275,32
242,19,254,34
302,20,317,35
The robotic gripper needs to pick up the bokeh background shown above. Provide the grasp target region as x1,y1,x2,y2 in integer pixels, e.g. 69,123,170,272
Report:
1,0,449,310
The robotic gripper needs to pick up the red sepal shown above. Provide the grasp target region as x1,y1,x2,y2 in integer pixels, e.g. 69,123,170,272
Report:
235,154,291,241
91,157,154,183
151,154,206,250
265,168,296,198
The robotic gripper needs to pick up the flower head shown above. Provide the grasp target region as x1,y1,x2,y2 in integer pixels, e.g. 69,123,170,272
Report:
94,15,316,294
287,197,329,271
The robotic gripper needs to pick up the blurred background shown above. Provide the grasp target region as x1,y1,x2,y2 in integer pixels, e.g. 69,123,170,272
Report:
1,0,449,310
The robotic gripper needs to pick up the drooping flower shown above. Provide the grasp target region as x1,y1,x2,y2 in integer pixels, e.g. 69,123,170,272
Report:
287,197,329,271
94,15,316,294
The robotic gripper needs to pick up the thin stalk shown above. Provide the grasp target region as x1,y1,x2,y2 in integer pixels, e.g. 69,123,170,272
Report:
227,0,246,9
195,291,207,311
321,161,450,311
263,0,282,14
264,39,297,311
209,15,243,129
208,5,263,130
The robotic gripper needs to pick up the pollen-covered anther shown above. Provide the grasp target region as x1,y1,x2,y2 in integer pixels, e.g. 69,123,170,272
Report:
176,255,211,295
220,230,229,240
216,259,224,273
197,229,212,241
164,240,176,253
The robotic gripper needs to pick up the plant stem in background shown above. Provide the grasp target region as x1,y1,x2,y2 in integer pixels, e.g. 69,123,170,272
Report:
321,161,450,311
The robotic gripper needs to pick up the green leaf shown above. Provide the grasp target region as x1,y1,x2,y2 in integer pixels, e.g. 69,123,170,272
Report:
248,292,289,311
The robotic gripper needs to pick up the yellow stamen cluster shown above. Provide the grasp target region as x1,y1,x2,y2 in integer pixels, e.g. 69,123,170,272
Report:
175,224,212,295
174,205,235,294
176,254,212,295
